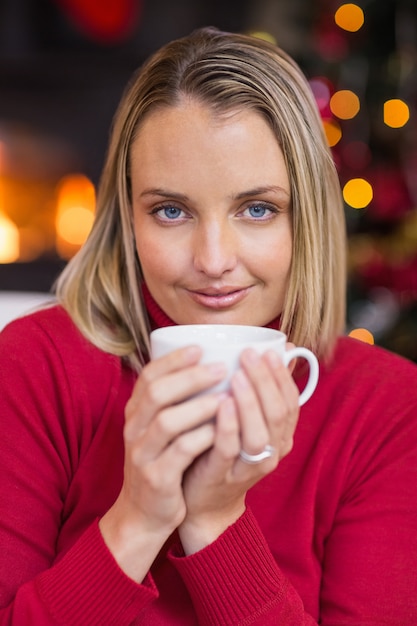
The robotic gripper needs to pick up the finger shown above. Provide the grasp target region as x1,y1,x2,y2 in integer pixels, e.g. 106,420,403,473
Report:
238,348,299,459
128,420,216,514
128,345,206,411
149,345,204,379
240,348,287,416
125,360,227,435
263,350,300,408
263,350,300,454
148,420,216,477
230,368,270,455
130,345,202,404
140,361,227,410
136,392,226,460
285,342,297,374
208,396,241,469
125,344,201,415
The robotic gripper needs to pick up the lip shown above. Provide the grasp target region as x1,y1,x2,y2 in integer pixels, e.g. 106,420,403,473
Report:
186,286,251,309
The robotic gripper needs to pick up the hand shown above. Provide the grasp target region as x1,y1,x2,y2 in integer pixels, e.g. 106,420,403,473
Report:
234,345,300,464
179,345,300,554
99,345,227,581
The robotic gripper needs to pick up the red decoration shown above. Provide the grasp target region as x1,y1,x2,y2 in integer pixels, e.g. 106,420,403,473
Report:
368,166,413,220
55,0,142,43
313,14,349,61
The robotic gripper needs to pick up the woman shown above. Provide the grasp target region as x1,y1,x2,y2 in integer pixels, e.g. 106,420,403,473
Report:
0,27,416,625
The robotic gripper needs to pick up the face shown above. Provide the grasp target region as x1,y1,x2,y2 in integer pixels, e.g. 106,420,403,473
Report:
130,101,293,327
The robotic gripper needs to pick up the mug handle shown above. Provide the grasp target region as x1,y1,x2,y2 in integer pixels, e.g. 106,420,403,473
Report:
282,347,319,406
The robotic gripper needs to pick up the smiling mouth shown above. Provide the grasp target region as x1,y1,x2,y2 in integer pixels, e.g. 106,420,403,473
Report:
186,287,250,309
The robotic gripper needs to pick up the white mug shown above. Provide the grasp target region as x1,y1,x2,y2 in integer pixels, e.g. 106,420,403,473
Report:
150,324,319,406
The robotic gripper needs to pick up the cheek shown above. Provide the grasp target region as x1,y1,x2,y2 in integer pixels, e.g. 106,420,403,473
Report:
245,233,292,279
136,235,183,284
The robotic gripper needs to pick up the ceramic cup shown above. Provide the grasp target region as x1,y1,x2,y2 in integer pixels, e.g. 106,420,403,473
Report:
150,324,319,406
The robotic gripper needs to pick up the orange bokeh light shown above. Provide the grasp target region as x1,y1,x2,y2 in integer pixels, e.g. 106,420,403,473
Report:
0,210,19,263
330,89,360,119
322,118,342,147
55,173,96,258
335,3,365,32
348,328,375,344
343,178,373,209
383,99,410,128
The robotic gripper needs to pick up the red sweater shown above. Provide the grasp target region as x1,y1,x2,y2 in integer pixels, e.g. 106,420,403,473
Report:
0,305,416,625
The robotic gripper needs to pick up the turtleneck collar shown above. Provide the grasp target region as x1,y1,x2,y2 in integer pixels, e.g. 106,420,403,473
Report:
141,282,282,332
142,282,176,330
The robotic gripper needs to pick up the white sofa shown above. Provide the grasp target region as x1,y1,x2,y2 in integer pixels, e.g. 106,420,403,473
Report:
0,291,54,331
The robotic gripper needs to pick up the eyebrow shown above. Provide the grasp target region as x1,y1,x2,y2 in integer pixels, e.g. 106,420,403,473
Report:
139,185,290,201
140,188,189,201
234,185,290,201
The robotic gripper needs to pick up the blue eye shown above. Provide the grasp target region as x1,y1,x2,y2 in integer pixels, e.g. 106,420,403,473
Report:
151,205,185,221
248,204,267,218
162,206,182,219
242,203,276,220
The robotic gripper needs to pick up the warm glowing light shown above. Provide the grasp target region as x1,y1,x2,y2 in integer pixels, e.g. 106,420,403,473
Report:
343,178,373,208
56,174,96,214
383,99,410,128
56,206,95,246
330,89,360,119
0,211,19,262
322,118,342,147
348,328,375,344
335,3,365,32
55,174,96,254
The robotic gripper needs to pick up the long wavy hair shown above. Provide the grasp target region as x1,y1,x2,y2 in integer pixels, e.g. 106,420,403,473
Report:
55,27,346,370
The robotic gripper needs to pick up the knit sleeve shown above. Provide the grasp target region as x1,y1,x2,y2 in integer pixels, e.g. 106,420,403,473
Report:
3,521,157,625
0,312,157,625
168,507,317,625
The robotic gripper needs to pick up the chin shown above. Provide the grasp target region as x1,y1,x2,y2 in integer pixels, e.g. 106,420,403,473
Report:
181,313,262,327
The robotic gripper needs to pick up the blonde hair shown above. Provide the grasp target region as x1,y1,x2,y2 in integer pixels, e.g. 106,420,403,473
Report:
55,27,346,370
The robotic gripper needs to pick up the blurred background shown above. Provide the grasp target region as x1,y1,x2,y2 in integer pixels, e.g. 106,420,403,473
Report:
0,0,416,360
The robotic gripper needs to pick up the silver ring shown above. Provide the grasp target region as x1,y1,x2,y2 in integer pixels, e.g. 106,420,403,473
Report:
239,444,276,464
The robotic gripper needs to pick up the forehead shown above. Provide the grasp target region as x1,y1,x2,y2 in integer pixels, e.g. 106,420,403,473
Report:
132,101,271,143
129,102,289,191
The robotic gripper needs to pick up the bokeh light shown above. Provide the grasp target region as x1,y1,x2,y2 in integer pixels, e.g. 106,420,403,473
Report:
335,3,365,32
330,89,360,119
322,118,342,147
0,211,19,263
314,27,349,61
343,178,373,208
56,206,94,246
55,173,96,258
309,77,332,114
57,0,142,44
348,328,375,344
383,99,410,128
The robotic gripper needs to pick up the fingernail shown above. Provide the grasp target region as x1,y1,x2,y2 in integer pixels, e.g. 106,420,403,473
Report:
265,350,282,367
207,362,227,378
184,345,202,359
222,396,235,416
233,369,249,388
242,348,260,364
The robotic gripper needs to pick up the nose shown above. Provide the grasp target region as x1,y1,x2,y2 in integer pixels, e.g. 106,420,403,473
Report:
192,219,238,277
